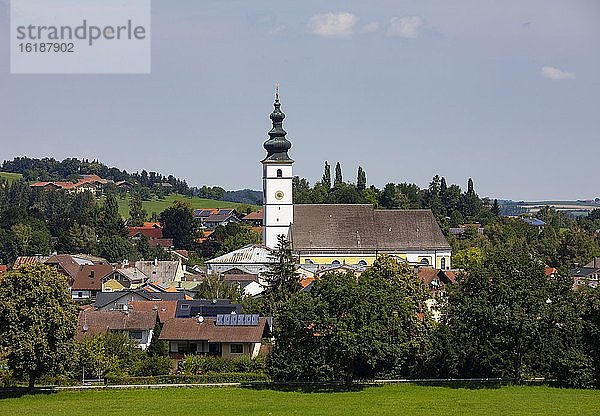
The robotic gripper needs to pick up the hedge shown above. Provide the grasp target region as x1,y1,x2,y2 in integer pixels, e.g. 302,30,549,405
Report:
105,372,269,385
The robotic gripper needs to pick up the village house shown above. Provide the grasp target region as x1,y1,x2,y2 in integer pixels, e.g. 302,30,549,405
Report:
127,222,174,248
159,314,271,359
76,309,157,350
94,289,187,312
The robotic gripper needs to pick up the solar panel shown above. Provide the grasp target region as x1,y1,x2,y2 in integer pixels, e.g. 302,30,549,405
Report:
216,313,261,326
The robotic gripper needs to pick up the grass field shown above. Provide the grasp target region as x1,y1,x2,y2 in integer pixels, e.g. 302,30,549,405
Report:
0,384,598,416
105,194,260,218
0,172,23,183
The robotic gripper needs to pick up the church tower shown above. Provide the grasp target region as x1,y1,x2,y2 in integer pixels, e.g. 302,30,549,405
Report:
262,90,294,249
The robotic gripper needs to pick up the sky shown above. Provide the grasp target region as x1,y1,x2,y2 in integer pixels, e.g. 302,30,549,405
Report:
0,0,599,200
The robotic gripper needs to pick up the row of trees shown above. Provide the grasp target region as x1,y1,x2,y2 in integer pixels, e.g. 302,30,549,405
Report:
293,162,498,227
263,238,600,387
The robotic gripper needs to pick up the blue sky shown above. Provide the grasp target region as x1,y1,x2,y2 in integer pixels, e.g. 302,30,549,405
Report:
1,0,599,200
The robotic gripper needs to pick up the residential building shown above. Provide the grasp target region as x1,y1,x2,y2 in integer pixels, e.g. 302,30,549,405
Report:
76,309,157,350
159,314,271,358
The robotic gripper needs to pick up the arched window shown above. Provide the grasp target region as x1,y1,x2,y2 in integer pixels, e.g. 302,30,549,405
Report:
332,260,341,266
276,169,282,178
441,258,446,270
304,259,314,264
420,258,430,266
358,260,368,267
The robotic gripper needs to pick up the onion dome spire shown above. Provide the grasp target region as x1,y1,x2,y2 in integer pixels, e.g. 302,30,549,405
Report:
262,85,293,163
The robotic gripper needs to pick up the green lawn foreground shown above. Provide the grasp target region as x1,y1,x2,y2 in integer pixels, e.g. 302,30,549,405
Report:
1,384,598,416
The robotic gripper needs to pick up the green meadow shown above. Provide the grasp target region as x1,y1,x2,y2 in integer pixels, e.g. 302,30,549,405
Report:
0,172,23,183
1,384,598,416
106,194,260,218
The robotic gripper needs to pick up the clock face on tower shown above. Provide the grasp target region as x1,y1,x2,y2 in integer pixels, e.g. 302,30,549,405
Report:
275,190,284,200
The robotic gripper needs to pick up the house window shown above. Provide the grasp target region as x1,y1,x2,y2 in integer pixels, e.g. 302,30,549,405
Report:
129,331,143,341
332,260,341,266
420,258,430,265
441,258,446,270
276,169,282,178
230,343,243,354
358,260,368,267
304,259,314,264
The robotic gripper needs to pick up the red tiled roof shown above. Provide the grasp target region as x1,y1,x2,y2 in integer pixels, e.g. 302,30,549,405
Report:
159,317,268,343
144,222,162,228
545,267,558,277
0,265,7,274
299,277,315,288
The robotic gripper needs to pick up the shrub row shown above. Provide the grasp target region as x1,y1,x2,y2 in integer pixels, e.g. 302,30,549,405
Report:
105,372,269,385
180,355,266,375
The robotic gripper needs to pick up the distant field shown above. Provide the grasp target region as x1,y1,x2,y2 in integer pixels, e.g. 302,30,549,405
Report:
0,172,23,183
105,194,260,218
0,384,598,416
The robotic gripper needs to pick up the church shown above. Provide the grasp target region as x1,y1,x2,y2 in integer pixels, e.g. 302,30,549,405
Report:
260,92,451,270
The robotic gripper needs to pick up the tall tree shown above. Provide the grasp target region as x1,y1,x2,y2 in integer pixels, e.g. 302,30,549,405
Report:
99,194,126,237
334,162,343,187
128,193,147,227
322,161,331,189
159,201,197,249
0,264,78,392
357,166,366,192
262,235,301,315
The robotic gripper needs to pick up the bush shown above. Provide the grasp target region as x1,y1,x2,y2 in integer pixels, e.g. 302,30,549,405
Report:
105,372,269,385
134,356,172,377
555,351,595,389
181,355,267,375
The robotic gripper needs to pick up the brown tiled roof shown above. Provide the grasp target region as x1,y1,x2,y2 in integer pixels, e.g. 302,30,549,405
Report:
242,210,263,221
418,268,441,285
221,273,259,282
71,264,113,291
76,310,157,339
128,226,164,239
128,300,178,323
45,254,82,279
149,238,174,247
292,204,450,252
159,317,267,343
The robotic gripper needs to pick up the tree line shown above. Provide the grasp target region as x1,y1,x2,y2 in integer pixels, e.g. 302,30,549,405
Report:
293,161,498,228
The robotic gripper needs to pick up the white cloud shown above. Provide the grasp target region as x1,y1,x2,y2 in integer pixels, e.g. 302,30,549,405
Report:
361,22,380,33
541,66,575,80
307,12,358,38
387,16,422,38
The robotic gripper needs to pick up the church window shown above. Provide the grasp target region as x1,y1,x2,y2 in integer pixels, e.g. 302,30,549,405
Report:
441,258,446,270
277,169,282,178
